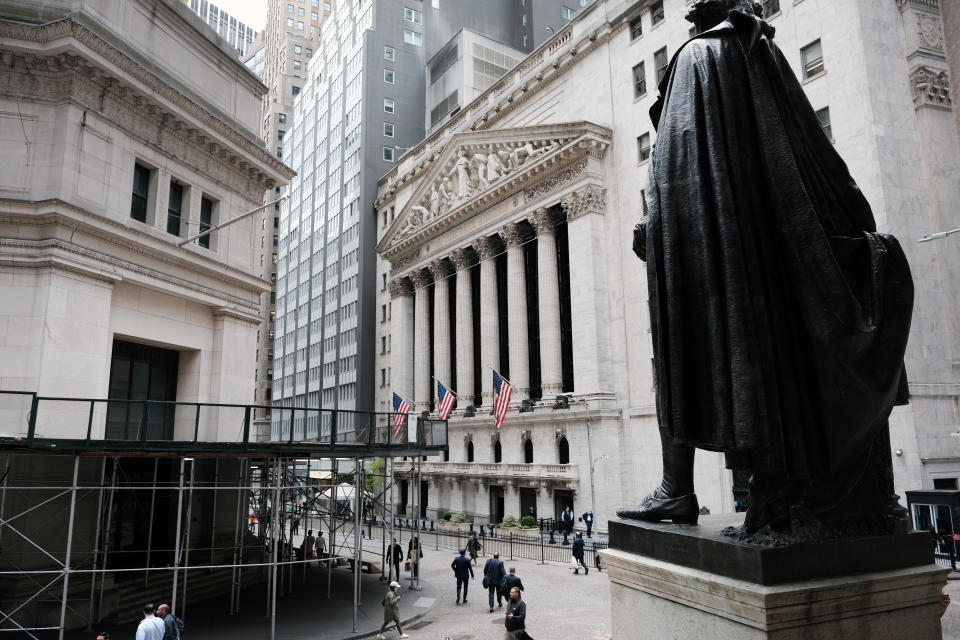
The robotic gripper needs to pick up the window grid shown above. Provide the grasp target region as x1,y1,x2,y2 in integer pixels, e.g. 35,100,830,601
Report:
802,39,824,79
637,133,651,162
633,62,646,98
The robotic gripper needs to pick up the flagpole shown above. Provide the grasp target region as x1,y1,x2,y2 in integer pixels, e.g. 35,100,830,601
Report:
486,365,534,403
430,375,460,397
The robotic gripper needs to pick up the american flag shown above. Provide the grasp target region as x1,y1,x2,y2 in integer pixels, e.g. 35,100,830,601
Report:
436,380,456,420
492,371,512,429
392,392,410,438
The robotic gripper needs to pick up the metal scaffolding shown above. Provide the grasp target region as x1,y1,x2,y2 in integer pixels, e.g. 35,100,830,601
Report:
0,391,447,639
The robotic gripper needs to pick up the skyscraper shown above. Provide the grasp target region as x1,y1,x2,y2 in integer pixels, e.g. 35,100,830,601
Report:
185,0,259,56
273,0,581,437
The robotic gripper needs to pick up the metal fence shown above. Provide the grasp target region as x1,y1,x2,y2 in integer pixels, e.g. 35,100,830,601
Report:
933,540,957,571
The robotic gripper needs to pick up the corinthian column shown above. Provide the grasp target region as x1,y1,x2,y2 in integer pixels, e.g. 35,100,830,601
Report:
389,278,415,403
430,259,453,409
450,247,476,406
410,268,432,413
531,208,563,395
499,222,529,401
473,236,500,407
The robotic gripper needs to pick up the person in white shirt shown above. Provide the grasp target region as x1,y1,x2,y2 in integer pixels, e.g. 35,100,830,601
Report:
135,603,165,640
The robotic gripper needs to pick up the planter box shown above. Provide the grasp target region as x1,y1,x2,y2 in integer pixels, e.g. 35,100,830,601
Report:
500,527,541,540
438,521,472,534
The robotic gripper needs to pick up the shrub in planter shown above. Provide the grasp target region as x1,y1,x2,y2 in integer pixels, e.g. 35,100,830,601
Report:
454,511,470,523
441,511,453,521
501,515,519,528
520,515,537,529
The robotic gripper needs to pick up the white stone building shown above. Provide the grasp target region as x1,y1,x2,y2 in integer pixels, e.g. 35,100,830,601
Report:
0,0,294,437
374,0,960,532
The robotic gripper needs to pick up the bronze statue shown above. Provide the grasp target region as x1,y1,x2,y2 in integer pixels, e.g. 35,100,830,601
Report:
622,0,914,538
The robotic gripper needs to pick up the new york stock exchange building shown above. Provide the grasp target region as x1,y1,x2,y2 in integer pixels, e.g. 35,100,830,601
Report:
373,0,960,534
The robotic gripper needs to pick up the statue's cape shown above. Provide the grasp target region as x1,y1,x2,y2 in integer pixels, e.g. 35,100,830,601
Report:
644,11,913,477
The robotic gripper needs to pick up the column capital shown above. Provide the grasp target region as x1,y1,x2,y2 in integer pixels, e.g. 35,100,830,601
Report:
409,268,432,290
388,278,414,299
449,246,477,270
428,258,454,279
561,185,606,221
530,207,557,235
498,221,526,248
473,235,501,259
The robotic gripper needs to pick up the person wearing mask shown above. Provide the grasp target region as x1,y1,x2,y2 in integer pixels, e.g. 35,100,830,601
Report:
376,581,409,639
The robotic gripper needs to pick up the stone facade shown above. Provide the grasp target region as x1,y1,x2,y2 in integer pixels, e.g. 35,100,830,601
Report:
374,0,960,530
0,0,294,434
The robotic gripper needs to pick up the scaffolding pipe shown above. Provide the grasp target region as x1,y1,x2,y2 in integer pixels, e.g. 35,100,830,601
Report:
230,458,245,615
57,455,79,640
210,458,220,568
415,455,422,590
143,458,159,588
86,457,106,631
327,458,336,599
170,457,186,619
264,459,273,616
352,457,362,633
0,453,10,548
269,458,281,640
96,458,118,623
286,460,294,595
180,458,196,619
388,456,395,581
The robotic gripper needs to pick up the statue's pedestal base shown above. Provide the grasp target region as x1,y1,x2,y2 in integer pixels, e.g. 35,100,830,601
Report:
602,517,948,639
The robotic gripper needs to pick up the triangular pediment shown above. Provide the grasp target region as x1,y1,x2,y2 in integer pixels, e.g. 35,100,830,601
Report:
376,121,610,260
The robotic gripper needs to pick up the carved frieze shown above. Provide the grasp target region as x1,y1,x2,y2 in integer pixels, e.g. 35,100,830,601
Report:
561,185,607,221
911,65,952,109
524,160,588,201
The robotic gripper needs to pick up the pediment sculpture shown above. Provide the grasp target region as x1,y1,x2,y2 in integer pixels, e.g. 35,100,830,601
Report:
394,138,563,243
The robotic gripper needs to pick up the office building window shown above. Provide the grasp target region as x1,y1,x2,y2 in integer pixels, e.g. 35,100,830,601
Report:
655,47,668,84
287,18,293,26
384,68,395,83
384,45,395,61
651,1,664,25
306,48,313,57
761,0,780,18
324,2,331,9
404,7,423,24
522,14,527,25
292,85,301,95
130,163,150,222
633,62,646,98
384,98,395,113
278,130,285,141
562,5,576,19
383,122,394,137
816,106,832,140
801,39,824,79
383,147,395,162
199,197,214,249
293,59,301,69
167,181,183,236
311,11,318,20
287,3,294,12
297,20,304,29
432,0,439,7
403,29,423,46
278,113,287,124
629,15,642,40
312,0,318,6
298,6,304,16
294,45,302,54
637,133,651,162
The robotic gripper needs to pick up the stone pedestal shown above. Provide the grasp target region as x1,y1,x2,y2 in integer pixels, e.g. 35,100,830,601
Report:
601,517,948,640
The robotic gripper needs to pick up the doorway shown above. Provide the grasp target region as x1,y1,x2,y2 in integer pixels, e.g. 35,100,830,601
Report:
553,489,574,522
489,486,505,525
106,340,179,440
519,487,537,519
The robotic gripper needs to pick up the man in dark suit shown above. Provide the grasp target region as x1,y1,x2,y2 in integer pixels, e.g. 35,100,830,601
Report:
388,537,404,581
450,549,474,604
581,511,594,538
482,551,506,612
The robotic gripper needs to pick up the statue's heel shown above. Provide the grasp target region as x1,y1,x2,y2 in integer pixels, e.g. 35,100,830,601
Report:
671,514,699,525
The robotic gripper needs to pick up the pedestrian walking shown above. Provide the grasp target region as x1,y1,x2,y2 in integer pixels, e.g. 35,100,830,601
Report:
304,529,316,560
316,531,327,559
389,537,404,581
376,581,409,639
582,511,594,538
466,531,482,565
407,536,423,585
500,566,524,602
135,603,165,640
482,551,506,612
504,587,528,640
451,548,474,604
156,604,183,640
571,532,589,574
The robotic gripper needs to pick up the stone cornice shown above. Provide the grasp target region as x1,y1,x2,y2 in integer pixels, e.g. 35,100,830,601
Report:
0,199,269,303
0,18,294,191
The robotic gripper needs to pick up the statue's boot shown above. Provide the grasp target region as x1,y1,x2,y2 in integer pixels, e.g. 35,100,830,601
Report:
617,437,699,524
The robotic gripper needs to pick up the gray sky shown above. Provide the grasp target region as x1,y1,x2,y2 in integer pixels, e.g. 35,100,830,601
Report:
211,0,268,32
